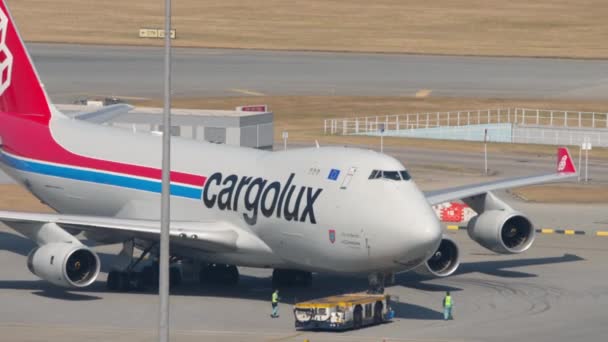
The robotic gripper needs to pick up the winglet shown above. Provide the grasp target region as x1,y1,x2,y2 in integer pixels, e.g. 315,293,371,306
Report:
557,147,576,174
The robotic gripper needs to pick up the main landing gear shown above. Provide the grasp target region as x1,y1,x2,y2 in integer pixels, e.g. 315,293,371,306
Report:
106,241,182,292
272,269,313,288
107,263,182,292
199,263,239,286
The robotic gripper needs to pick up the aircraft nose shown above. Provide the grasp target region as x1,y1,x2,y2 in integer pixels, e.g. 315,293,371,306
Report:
396,205,443,266
415,214,442,256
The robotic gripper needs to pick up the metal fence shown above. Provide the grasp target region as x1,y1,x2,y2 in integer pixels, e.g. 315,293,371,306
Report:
512,125,607,147
323,108,608,147
324,108,608,135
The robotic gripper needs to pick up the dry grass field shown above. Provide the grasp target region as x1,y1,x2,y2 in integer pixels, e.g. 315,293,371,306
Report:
9,0,608,58
0,184,53,212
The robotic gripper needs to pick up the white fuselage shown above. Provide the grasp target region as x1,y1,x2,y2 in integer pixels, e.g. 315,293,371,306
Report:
1,116,442,274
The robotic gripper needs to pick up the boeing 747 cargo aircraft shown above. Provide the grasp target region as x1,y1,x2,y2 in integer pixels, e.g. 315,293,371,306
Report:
0,1,577,292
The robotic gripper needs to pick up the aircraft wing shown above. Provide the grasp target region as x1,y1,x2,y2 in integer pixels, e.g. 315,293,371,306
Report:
72,104,134,124
0,211,239,253
425,147,577,206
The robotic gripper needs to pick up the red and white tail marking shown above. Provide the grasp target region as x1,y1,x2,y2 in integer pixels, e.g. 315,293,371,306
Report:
557,147,576,174
0,0,53,121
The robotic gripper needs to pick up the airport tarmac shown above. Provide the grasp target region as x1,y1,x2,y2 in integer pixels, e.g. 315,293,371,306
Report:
1,221,607,342
28,43,608,102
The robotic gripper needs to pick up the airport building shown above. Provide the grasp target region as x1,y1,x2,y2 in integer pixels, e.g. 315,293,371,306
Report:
58,104,274,150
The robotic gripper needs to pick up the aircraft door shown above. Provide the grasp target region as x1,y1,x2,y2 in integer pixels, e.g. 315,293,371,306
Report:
361,226,376,260
340,167,358,189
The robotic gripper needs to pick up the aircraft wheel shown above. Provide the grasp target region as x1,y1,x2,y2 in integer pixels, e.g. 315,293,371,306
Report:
199,265,210,285
272,269,312,288
373,301,384,324
117,271,131,292
199,264,239,286
106,270,120,291
169,266,182,288
271,269,285,288
353,306,363,329
224,265,239,286
141,265,158,289
300,271,313,287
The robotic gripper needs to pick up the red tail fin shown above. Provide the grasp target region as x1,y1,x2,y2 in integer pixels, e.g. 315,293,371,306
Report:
557,147,576,174
0,1,52,122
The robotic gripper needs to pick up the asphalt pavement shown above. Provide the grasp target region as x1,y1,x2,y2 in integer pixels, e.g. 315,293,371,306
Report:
1,224,607,342
28,43,608,103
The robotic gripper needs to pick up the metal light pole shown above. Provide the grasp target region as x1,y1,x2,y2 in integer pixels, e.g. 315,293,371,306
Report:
585,145,589,183
380,124,385,153
159,0,172,341
578,143,582,182
483,129,488,176
282,131,288,151
582,137,592,183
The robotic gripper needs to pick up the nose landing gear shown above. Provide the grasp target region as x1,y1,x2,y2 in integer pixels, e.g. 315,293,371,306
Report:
367,272,395,294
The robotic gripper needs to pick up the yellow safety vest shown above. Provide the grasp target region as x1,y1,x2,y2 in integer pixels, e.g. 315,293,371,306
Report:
272,292,279,303
445,295,452,307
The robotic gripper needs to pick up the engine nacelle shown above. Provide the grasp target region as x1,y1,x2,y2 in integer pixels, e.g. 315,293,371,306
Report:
467,210,535,254
27,243,100,288
414,235,460,277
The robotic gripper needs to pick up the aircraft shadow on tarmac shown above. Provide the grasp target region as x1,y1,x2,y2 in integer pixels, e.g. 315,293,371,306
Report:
456,254,584,278
390,301,444,320
0,231,36,256
0,230,585,309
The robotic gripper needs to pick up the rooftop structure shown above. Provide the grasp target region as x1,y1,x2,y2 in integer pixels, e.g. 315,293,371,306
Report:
58,104,274,150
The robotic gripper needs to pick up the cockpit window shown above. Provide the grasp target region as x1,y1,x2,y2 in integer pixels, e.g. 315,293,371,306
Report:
382,171,401,181
400,170,411,181
368,170,412,181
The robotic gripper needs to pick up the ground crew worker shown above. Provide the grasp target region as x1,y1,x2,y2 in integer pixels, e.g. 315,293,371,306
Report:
271,289,281,318
443,291,453,320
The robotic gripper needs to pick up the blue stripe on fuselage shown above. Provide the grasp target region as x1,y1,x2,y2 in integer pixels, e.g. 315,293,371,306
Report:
0,152,202,199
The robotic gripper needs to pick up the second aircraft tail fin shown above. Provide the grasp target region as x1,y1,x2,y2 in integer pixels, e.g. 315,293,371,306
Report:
557,147,576,174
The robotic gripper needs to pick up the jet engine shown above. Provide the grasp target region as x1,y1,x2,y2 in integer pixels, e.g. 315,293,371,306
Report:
414,235,460,277
27,242,100,288
466,210,535,254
